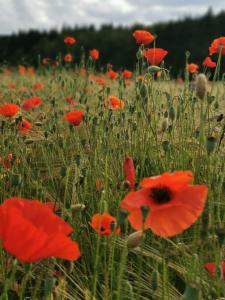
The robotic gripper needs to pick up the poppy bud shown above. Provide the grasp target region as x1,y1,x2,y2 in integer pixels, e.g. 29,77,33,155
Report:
34,122,42,126
24,139,34,144
127,230,144,249
206,136,216,154
195,73,207,100
71,204,86,216
161,118,168,132
148,65,161,73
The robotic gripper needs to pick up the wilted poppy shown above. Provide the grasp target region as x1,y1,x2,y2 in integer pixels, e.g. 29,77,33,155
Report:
202,57,216,68
33,82,44,91
0,103,19,117
0,197,80,262
204,262,225,278
64,111,84,126
120,171,208,237
133,30,155,45
107,95,125,109
17,120,32,135
187,63,199,74
89,49,99,60
209,37,225,56
22,96,42,111
144,48,168,65
64,53,73,62
0,153,13,169
124,157,135,191
64,36,76,45
89,212,120,235
123,69,133,79
106,70,119,80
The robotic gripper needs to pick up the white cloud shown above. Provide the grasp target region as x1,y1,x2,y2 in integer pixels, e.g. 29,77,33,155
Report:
0,0,224,34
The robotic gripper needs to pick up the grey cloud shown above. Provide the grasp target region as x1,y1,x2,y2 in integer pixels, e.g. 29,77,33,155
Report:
0,0,224,34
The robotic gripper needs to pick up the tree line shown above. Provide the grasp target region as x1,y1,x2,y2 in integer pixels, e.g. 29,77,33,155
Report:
0,9,225,76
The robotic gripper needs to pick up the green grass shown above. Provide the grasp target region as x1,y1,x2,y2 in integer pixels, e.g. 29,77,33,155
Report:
0,64,224,300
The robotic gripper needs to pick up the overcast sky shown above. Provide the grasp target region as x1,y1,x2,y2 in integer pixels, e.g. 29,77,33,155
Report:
0,0,224,35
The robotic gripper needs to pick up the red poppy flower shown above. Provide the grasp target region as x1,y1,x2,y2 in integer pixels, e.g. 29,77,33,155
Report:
144,48,168,65
22,96,42,111
0,197,80,262
18,66,26,76
27,67,35,76
204,262,225,277
64,111,84,126
65,96,77,105
89,212,120,235
106,70,118,80
8,83,16,89
89,49,99,60
95,77,107,86
133,30,155,45
17,120,32,135
33,82,44,91
64,53,73,62
42,58,49,65
202,57,216,68
123,70,133,79
95,178,102,191
124,157,135,191
0,103,19,117
64,36,76,45
187,63,199,74
107,96,125,110
120,171,208,237
209,37,225,56
107,63,113,70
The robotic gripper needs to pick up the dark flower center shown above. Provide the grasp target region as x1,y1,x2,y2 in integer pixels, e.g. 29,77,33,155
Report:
150,186,172,204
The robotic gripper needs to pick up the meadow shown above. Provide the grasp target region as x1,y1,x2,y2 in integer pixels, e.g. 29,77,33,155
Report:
0,32,224,300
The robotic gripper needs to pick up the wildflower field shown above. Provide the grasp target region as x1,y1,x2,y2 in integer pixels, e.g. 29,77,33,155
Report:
0,31,224,300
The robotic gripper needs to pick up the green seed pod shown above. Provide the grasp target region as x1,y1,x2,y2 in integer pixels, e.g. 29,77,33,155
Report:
214,101,219,110
182,284,200,300
141,206,149,221
151,270,160,291
206,136,217,154
60,166,67,177
162,140,171,153
117,209,128,226
11,174,22,187
168,106,176,121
